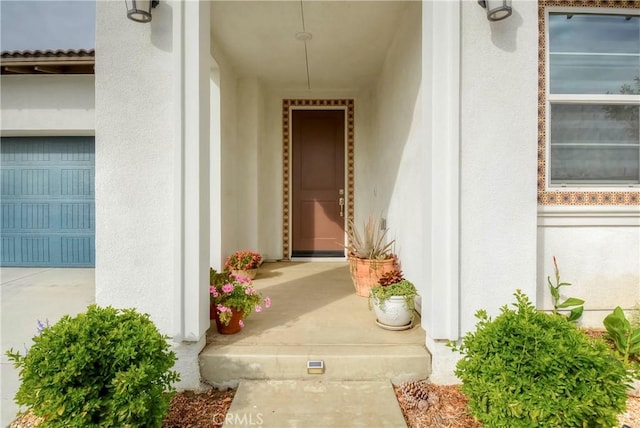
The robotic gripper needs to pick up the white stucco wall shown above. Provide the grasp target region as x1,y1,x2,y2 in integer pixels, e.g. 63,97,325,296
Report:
232,78,262,252
217,69,273,264
0,75,94,135
368,3,424,295
537,207,640,327
218,60,239,266
95,0,176,332
459,0,539,327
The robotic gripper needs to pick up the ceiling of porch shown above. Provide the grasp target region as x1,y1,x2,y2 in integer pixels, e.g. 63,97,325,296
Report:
210,1,410,90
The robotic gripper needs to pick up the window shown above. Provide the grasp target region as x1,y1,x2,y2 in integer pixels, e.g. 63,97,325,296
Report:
541,6,640,205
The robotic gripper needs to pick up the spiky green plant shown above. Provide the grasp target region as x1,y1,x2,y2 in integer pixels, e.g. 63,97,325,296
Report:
346,216,394,260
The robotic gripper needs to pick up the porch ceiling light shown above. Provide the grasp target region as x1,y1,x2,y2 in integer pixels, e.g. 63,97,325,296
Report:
125,0,159,23
477,0,512,21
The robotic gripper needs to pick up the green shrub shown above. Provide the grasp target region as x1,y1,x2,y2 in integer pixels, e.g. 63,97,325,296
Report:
6,305,179,428
604,306,640,366
451,290,631,427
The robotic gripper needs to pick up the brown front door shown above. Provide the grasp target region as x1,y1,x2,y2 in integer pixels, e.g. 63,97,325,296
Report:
291,110,345,257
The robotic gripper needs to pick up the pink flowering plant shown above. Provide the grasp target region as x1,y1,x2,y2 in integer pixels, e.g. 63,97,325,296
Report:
224,250,262,271
209,268,271,326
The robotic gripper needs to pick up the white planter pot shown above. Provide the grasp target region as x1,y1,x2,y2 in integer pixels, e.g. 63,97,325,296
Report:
372,295,413,330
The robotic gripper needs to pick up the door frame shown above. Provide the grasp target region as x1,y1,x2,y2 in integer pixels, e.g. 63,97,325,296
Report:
282,99,355,260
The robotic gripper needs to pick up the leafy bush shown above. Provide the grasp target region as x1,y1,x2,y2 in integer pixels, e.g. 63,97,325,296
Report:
6,305,179,428
604,306,640,365
451,290,630,427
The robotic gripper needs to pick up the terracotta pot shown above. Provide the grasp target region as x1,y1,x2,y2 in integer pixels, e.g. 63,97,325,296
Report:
231,268,258,280
348,256,396,297
213,306,244,334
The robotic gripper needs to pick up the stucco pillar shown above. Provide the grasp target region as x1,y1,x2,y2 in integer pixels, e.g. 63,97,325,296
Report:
171,0,211,389
210,66,223,270
422,0,462,384
425,0,539,384
95,0,210,390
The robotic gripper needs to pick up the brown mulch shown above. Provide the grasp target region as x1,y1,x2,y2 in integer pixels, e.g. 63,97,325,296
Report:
9,388,236,428
583,328,610,342
393,381,640,428
394,381,482,428
163,388,235,428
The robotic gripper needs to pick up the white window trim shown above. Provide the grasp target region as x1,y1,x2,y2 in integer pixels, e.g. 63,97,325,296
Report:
538,205,640,226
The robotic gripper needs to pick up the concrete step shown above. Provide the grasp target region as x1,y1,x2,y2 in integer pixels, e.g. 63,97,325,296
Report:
221,380,407,428
200,262,431,391
199,343,430,388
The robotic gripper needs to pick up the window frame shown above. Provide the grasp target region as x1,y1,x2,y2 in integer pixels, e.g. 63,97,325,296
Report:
538,1,640,206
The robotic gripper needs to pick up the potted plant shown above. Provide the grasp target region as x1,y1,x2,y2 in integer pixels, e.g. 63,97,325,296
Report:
346,216,396,297
369,269,418,330
224,250,262,280
209,268,271,334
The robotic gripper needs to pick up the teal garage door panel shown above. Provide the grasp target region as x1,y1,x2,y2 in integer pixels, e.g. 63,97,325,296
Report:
1,137,95,267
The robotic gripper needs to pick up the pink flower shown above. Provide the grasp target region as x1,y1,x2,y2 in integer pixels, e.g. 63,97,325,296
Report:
245,288,253,295
233,274,251,284
217,304,230,313
255,305,263,313
209,286,219,297
222,283,234,293
264,297,271,308
239,320,244,328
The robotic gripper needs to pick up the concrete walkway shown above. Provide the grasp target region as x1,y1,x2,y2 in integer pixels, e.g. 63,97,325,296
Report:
223,380,406,427
0,268,95,427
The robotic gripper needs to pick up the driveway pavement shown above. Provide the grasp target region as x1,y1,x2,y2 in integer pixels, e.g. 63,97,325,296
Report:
0,268,94,427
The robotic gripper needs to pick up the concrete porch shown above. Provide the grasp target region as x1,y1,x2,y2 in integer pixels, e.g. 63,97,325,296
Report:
200,262,431,387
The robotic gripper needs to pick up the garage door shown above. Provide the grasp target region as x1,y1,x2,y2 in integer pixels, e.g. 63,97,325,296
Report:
1,137,95,267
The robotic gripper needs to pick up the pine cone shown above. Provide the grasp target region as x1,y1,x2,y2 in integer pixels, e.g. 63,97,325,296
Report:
400,380,430,409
